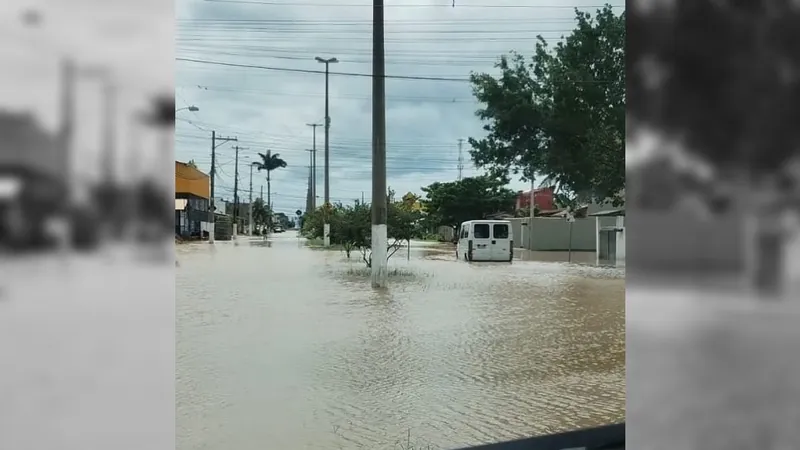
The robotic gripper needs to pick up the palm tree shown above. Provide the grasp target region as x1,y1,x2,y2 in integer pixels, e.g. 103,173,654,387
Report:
253,150,287,216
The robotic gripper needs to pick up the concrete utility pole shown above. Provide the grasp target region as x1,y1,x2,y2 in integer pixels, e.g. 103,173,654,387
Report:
528,178,535,250
457,138,464,181
371,0,388,288
306,149,314,213
316,56,338,247
248,162,254,236
209,131,237,244
233,145,241,238
306,122,321,210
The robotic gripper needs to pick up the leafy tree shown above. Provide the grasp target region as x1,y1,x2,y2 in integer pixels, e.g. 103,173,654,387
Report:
252,152,288,220
468,5,625,205
420,176,517,228
251,197,271,227
301,197,422,267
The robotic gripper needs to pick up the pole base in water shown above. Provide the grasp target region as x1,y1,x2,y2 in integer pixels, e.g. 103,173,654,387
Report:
371,224,388,288
323,223,331,247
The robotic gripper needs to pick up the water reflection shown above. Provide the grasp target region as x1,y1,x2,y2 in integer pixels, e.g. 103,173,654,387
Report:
176,232,624,450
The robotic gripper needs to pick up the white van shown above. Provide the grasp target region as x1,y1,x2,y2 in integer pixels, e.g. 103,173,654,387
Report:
456,220,513,262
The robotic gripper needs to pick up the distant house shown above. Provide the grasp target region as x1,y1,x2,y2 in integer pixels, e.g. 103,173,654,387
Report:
175,161,210,238
515,186,556,211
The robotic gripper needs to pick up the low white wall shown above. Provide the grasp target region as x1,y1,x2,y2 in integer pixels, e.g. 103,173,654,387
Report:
509,217,599,251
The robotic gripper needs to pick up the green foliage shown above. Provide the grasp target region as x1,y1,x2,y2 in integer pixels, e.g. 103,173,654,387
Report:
420,176,517,228
253,151,288,173
469,5,625,206
251,198,271,225
300,195,424,266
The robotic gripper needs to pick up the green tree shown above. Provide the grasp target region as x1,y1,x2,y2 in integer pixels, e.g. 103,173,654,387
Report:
252,152,288,220
301,198,421,267
251,197,271,228
468,5,625,205
420,176,517,228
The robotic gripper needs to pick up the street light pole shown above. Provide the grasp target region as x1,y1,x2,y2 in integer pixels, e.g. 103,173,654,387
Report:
306,122,321,210
315,56,338,247
371,0,388,288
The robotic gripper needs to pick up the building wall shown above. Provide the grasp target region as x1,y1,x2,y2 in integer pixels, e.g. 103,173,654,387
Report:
515,187,556,211
175,162,210,199
510,217,602,251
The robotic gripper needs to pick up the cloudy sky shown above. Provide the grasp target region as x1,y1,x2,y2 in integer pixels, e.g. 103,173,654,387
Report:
0,0,623,216
176,0,624,216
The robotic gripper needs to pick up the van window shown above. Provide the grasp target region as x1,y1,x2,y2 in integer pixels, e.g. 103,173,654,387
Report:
493,224,509,239
473,223,490,239
460,226,468,239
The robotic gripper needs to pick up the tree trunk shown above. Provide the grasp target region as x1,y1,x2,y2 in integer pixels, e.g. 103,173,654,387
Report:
267,170,271,223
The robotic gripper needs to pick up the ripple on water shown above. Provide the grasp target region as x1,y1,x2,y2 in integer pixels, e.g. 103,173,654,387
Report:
176,233,624,450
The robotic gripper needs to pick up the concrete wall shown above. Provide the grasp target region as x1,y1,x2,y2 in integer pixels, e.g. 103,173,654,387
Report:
437,225,455,242
510,217,601,251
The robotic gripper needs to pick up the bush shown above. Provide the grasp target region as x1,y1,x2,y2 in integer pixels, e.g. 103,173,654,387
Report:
300,197,423,267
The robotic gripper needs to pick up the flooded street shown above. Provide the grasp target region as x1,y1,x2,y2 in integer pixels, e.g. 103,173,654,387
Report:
177,231,625,450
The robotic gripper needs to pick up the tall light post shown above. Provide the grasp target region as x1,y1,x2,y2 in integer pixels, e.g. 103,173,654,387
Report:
305,122,322,210
370,0,388,287
176,105,199,113
315,56,337,247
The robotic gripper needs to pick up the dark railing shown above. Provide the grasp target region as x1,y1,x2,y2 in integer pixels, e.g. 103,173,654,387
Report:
456,423,624,450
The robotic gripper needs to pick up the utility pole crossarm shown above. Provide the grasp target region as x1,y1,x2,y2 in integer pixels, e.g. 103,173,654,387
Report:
213,135,237,150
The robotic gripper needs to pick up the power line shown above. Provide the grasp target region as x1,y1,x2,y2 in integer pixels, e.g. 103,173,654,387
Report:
202,0,620,8
176,18,582,24
177,57,470,82
183,83,474,102
177,57,617,84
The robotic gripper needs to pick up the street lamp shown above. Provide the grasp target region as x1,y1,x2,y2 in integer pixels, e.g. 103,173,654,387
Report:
176,105,199,112
315,56,337,247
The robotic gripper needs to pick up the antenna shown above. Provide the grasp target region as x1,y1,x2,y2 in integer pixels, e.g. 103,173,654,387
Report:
457,138,464,181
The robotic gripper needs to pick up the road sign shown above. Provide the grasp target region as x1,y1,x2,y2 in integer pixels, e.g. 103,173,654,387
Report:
296,209,302,216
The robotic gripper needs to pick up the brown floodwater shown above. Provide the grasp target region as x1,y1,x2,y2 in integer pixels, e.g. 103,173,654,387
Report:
176,231,625,450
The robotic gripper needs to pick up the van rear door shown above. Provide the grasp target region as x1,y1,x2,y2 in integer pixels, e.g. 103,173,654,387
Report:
471,222,492,261
491,222,511,261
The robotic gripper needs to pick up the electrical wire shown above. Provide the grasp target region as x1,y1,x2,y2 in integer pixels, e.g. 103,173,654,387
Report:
177,57,471,82
201,0,620,9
